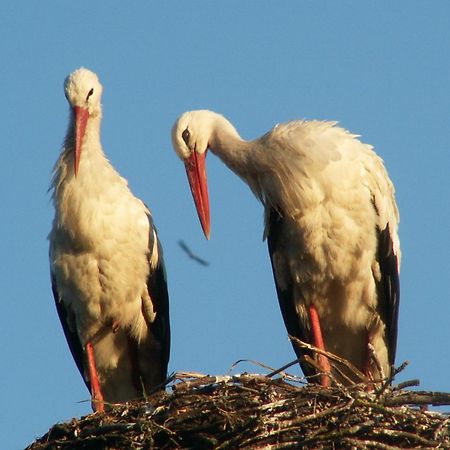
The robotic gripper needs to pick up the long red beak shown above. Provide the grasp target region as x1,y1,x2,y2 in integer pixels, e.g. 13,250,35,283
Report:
184,151,211,239
74,106,89,177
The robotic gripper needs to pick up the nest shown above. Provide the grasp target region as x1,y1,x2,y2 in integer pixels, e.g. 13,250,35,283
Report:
28,366,450,449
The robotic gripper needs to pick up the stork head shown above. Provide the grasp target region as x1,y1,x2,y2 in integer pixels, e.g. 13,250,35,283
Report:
172,110,217,239
64,68,103,176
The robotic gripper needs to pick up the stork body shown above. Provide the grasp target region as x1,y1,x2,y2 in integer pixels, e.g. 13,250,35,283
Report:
172,110,400,386
49,68,170,411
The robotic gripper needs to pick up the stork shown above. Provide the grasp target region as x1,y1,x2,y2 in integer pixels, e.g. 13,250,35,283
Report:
49,68,170,411
172,110,400,386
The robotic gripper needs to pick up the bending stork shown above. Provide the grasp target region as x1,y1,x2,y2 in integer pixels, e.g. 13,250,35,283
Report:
49,68,170,411
172,110,400,386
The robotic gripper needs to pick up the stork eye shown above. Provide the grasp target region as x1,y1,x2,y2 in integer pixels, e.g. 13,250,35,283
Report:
182,128,190,145
86,88,94,101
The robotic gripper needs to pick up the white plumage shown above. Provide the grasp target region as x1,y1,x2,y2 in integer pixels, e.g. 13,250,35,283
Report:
49,68,170,410
172,110,400,386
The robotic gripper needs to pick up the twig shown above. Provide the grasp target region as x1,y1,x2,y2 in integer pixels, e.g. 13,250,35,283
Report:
289,335,368,383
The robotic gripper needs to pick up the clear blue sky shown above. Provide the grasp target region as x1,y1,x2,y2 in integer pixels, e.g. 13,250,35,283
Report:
1,2,449,448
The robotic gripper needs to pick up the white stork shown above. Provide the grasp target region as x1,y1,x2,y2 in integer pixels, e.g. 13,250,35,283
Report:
172,110,400,386
49,68,170,411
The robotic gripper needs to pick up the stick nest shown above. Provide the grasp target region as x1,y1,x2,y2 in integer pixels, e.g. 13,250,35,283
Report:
28,371,450,449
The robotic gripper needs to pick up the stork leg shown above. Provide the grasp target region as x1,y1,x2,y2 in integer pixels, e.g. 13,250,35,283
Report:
86,341,105,412
308,304,331,387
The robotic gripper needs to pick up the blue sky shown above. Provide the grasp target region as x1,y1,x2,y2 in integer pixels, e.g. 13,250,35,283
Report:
1,2,449,448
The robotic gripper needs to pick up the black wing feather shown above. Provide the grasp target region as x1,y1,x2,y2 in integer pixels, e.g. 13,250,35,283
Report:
51,271,89,391
376,224,400,367
146,214,171,378
267,208,317,380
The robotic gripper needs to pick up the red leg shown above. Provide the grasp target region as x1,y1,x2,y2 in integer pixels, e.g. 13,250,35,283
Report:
86,341,105,412
308,304,331,387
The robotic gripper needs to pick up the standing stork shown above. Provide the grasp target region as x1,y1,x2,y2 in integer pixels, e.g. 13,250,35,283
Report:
49,68,170,411
172,110,400,386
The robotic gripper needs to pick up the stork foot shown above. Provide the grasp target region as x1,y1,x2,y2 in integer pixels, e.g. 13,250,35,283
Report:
111,320,120,333
86,341,105,412
308,304,331,387
363,330,386,391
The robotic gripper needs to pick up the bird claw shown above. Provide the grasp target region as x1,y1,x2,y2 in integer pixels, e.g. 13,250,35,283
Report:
111,321,120,333
364,342,386,392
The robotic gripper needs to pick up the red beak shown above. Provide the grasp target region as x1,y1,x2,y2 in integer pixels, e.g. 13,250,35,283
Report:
74,106,89,177
184,151,211,239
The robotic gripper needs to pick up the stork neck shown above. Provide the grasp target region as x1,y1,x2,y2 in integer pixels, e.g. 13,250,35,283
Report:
209,116,251,178
56,111,106,185
79,113,102,155
63,111,104,162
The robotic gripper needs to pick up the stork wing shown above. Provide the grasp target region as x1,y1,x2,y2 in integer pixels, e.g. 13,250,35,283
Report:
366,154,401,368
267,208,317,380
50,271,90,391
375,223,400,367
143,213,171,378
